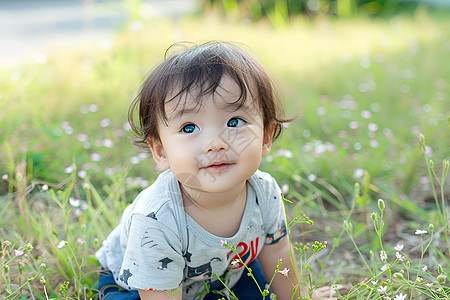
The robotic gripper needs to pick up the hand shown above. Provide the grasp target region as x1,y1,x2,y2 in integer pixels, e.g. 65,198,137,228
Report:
310,284,347,300
138,288,182,300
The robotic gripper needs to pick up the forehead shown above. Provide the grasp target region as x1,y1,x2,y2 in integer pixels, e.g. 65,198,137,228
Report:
164,75,258,116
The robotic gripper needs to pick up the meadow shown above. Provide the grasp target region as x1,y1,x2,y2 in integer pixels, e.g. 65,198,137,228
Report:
0,4,449,299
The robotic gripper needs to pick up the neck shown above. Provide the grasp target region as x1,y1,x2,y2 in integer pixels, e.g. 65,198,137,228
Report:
180,181,247,211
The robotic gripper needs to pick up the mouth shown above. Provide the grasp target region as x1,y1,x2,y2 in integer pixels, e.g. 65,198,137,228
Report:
201,162,234,171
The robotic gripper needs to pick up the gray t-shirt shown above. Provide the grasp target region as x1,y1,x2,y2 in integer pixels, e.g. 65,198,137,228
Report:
95,169,287,299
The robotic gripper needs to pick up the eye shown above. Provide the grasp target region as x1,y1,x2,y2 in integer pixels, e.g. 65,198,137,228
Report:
227,117,246,128
181,123,199,134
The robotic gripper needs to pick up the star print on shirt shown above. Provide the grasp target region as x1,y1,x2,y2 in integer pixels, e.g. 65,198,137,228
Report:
158,257,173,269
184,251,192,262
119,269,133,285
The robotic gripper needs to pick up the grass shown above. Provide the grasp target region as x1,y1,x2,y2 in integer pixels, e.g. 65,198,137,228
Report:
1,6,449,299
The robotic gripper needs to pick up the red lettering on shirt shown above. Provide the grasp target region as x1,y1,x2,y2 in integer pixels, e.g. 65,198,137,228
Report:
228,237,260,269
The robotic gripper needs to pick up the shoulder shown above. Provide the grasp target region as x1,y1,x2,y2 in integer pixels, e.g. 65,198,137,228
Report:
124,170,182,230
249,169,280,194
130,170,179,213
248,169,282,214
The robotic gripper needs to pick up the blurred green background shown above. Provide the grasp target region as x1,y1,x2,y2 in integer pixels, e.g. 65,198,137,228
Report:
2,0,448,201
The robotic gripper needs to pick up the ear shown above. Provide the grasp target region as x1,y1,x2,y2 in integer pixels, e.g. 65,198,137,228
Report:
147,139,170,170
262,123,276,157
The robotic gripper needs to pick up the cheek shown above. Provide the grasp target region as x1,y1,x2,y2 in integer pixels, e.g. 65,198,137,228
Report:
165,140,198,167
239,137,264,161
228,127,262,152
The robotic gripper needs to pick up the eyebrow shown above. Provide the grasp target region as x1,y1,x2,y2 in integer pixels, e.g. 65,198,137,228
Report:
220,100,255,113
168,106,200,122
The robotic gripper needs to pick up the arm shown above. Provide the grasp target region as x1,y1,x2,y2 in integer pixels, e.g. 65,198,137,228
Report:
258,237,301,300
138,287,182,300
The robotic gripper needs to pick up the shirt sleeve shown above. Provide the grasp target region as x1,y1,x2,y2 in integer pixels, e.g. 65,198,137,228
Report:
118,213,185,291
260,174,288,245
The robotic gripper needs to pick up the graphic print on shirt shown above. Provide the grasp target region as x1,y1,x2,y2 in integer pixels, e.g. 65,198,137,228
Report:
158,257,173,269
186,257,222,279
119,268,133,285
146,212,157,220
141,211,160,248
183,251,192,262
265,221,287,245
227,237,260,269
141,228,158,248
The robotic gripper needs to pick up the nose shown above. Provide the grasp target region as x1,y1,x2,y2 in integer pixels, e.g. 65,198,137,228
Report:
203,134,229,153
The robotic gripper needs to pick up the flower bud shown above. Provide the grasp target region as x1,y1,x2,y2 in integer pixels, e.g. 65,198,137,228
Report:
437,275,447,284
444,159,449,170
371,212,379,222
394,272,404,280
343,220,353,233
429,159,434,169
428,224,434,231
371,212,379,230
378,199,385,211
26,243,34,251
354,182,360,196
2,240,12,248
40,276,46,285
343,220,349,230
418,133,425,145
82,182,90,190
438,265,443,274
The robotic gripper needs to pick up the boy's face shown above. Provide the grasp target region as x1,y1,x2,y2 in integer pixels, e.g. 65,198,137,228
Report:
148,76,274,194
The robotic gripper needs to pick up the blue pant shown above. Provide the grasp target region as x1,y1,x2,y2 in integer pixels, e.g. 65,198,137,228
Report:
97,259,271,300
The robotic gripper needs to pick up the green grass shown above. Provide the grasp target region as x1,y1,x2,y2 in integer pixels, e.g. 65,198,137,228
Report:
1,8,449,299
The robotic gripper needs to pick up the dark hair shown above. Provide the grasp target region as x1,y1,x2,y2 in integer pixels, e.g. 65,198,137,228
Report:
128,41,288,153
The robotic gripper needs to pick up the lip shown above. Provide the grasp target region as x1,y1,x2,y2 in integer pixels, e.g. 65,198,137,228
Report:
201,162,234,171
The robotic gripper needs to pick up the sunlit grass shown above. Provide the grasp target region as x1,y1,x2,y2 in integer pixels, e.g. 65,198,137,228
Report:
1,9,449,299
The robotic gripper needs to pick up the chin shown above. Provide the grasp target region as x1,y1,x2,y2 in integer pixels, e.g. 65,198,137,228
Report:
203,174,254,193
